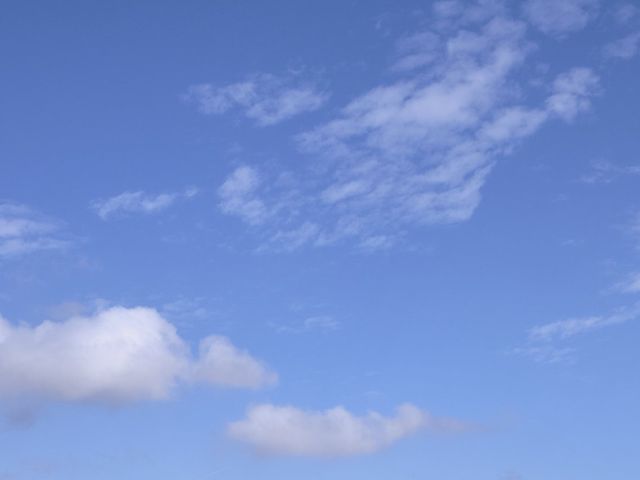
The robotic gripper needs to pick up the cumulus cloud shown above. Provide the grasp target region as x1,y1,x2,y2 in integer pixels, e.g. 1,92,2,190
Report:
192,336,278,389
92,187,198,220
0,203,69,258
0,306,276,405
184,73,328,126
228,403,466,457
216,9,599,251
523,0,599,36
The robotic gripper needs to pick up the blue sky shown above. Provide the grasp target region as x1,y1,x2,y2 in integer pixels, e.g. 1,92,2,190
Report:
1,0,640,478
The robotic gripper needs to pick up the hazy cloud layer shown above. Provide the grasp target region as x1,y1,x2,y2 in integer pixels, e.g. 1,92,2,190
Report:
228,403,466,457
0,306,276,405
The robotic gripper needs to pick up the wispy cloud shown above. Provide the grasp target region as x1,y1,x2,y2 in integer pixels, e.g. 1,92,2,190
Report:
217,167,269,225
0,306,276,408
613,272,640,294
269,315,340,334
604,31,640,59
528,307,638,342
0,203,69,258
228,403,467,457
545,67,599,121
579,159,640,184
184,73,328,126
216,7,600,251
511,345,576,364
92,187,198,220
613,3,639,24
514,303,640,363
523,0,599,36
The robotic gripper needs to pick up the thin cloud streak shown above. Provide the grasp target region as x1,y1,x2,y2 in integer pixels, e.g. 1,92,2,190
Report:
0,203,69,258
92,187,198,220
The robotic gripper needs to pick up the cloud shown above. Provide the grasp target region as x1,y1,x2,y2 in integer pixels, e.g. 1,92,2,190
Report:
545,67,600,121
613,3,639,24
303,315,340,331
268,315,340,334
0,203,69,258
523,0,599,36
615,273,640,293
511,345,576,364
604,31,640,59
0,306,276,406
184,73,328,126
216,10,599,250
579,159,640,184
192,336,278,389
514,303,640,363
392,31,441,72
528,304,640,342
228,403,466,457
218,166,269,225
92,187,198,220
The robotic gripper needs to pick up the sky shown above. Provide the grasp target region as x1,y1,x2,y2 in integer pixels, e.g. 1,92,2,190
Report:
1,0,640,478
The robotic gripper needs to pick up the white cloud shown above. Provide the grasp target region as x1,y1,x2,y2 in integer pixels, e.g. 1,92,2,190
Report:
216,11,599,250
0,306,276,405
92,187,197,220
184,73,328,126
0,203,68,258
546,67,599,122
523,0,599,36
192,336,278,389
218,166,269,225
604,31,640,59
228,403,465,457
